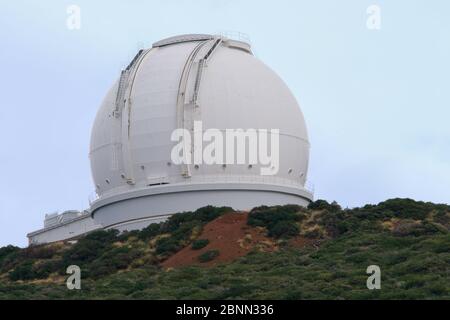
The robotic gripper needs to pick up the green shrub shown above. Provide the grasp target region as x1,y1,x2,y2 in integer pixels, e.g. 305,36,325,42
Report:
137,223,162,241
198,250,220,263
308,200,341,212
33,260,62,279
268,221,299,239
304,228,321,239
217,284,258,299
117,230,140,241
316,210,346,237
0,245,21,272
22,245,59,260
393,221,442,237
156,220,202,256
192,239,210,250
9,261,35,281
248,205,303,238
194,206,233,222
156,238,181,255
61,229,119,267
87,246,143,278
433,210,450,226
372,198,437,220
0,245,20,262
163,206,232,234
249,205,301,226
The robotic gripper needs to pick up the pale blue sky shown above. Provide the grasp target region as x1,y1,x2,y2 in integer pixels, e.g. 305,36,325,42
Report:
1,1,449,247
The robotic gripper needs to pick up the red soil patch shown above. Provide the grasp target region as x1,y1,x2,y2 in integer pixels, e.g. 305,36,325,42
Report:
161,212,278,268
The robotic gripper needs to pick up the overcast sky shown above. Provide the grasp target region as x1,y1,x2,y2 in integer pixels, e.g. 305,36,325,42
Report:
1,0,449,247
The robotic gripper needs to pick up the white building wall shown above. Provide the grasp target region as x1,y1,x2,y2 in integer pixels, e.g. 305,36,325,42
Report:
27,214,102,245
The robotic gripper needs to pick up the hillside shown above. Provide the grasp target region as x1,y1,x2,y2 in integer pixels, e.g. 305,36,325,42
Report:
0,199,449,299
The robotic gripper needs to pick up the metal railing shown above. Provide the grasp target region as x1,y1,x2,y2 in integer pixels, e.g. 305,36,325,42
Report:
88,174,314,205
217,31,251,44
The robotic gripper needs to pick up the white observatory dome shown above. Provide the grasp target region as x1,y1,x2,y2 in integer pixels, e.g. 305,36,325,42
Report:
89,34,312,231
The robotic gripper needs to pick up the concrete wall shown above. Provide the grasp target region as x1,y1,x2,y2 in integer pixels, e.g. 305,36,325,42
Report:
91,182,312,230
28,214,102,245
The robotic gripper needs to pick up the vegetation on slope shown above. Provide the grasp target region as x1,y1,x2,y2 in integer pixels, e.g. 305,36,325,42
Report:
0,198,449,299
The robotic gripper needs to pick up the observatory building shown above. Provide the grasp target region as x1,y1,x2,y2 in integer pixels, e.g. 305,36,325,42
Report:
27,34,313,245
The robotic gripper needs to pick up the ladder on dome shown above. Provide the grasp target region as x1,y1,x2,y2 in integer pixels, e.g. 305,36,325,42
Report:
175,37,223,178
192,38,222,107
112,49,145,186
113,49,144,118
